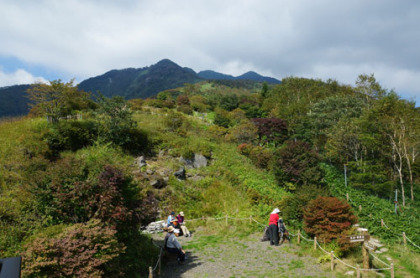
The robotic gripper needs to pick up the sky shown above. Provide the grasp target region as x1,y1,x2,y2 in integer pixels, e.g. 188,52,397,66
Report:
0,0,419,104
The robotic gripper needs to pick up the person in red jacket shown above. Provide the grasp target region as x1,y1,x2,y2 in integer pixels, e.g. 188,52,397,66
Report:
268,208,280,246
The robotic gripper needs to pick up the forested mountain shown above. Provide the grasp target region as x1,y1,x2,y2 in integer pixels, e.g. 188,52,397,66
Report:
78,59,281,99
78,59,202,99
197,70,281,84
0,84,31,117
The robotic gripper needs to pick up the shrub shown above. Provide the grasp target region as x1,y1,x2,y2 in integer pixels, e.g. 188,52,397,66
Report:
177,104,193,115
22,219,124,278
251,117,288,145
303,196,357,243
43,120,98,157
213,109,231,128
176,94,190,106
272,140,324,188
279,185,328,226
227,120,258,144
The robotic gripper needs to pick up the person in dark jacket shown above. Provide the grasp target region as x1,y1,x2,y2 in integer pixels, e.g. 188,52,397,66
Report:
268,208,280,246
165,226,186,263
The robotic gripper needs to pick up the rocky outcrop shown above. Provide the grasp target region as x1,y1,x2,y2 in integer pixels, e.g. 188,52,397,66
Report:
142,220,166,234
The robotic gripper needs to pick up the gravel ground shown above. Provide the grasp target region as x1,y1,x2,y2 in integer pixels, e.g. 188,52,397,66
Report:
152,232,335,278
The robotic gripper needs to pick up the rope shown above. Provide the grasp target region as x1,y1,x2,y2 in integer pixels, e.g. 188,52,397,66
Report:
369,251,391,267
152,247,163,273
333,254,357,270
315,241,329,254
406,236,420,249
251,218,266,227
300,234,314,242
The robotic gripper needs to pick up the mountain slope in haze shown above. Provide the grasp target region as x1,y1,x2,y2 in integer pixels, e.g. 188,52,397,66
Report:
78,59,202,99
198,70,281,84
0,84,31,117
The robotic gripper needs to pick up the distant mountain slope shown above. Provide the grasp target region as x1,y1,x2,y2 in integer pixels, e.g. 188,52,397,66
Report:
0,59,282,117
198,70,281,84
78,59,203,99
197,70,236,80
0,84,31,117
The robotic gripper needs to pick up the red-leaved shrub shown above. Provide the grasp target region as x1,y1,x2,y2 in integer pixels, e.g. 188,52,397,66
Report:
303,196,357,243
23,219,125,278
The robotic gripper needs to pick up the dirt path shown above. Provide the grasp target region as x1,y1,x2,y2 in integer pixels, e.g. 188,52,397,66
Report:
152,232,335,278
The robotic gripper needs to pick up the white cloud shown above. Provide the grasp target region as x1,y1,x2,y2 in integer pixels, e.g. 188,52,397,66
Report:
0,0,419,103
0,69,47,86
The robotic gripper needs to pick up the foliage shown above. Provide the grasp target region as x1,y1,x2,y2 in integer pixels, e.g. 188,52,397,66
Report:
95,95,149,154
272,140,324,188
252,117,288,145
26,79,91,122
227,120,258,144
279,185,328,226
303,196,357,243
213,108,231,128
219,94,239,111
43,120,98,158
22,219,125,278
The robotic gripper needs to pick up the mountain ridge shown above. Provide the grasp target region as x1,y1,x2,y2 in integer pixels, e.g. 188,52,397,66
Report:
0,59,281,117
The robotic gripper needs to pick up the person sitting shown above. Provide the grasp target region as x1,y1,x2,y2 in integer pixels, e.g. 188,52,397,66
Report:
167,211,175,227
165,226,186,263
268,208,280,246
176,211,191,237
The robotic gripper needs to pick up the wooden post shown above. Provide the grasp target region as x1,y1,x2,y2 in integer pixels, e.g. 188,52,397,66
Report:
158,250,162,275
362,230,370,269
346,193,349,201
297,230,301,244
356,266,360,278
390,263,394,278
359,205,362,212
149,266,153,278
330,251,334,271
403,232,407,246
362,242,369,269
314,237,317,250
381,219,384,227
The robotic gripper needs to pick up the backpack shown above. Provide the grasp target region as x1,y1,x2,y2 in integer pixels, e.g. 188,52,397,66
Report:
260,226,270,242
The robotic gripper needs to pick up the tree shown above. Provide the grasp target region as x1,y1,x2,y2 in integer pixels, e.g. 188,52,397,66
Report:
272,140,323,188
304,196,357,243
26,79,90,122
251,118,288,145
355,74,387,109
219,94,239,111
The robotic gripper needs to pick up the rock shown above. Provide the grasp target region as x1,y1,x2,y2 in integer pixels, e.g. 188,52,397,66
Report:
379,248,388,253
150,176,167,189
193,154,207,168
158,150,165,158
135,156,147,168
179,156,194,169
146,169,154,175
142,220,166,234
344,271,354,276
180,154,208,169
174,167,186,180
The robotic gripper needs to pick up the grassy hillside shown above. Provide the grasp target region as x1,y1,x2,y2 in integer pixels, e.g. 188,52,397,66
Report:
1,74,419,277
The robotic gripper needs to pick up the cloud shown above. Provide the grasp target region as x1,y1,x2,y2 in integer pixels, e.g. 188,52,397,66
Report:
0,0,419,103
0,68,47,86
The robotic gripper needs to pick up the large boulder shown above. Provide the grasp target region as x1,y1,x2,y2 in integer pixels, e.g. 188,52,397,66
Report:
193,154,207,168
135,156,147,168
